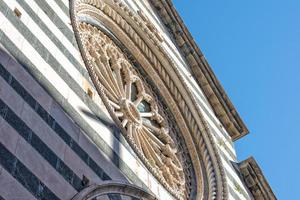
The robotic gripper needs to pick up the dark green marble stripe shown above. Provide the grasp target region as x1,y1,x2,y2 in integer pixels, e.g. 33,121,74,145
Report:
0,98,84,192
53,0,69,16
0,141,60,200
33,0,76,47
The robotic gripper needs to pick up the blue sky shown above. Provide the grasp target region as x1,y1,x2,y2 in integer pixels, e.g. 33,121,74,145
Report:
172,0,300,199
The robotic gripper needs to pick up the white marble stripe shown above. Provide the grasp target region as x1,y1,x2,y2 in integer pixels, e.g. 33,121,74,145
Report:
228,193,241,200
202,107,236,154
0,14,70,99
217,143,237,171
136,0,190,69
219,143,236,163
194,90,236,151
228,194,237,200
219,144,236,164
212,130,237,161
227,178,250,200
222,156,246,186
208,128,236,161
223,168,250,200
213,132,236,161
221,156,250,198
60,0,69,9
0,120,77,200
183,69,215,110
0,168,37,200
4,1,86,93
0,15,172,199
135,0,190,72
23,0,84,65
44,0,72,32
122,0,139,12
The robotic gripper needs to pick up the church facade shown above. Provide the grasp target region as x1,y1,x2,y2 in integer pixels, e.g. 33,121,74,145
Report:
0,0,275,199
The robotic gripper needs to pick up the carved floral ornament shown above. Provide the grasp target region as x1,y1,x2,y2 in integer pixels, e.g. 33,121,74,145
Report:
70,0,228,199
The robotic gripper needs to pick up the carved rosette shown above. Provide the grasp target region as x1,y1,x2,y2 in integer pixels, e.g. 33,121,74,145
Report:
78,23,186,198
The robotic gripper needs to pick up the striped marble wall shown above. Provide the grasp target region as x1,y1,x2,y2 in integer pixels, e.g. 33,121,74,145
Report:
0,0,251,199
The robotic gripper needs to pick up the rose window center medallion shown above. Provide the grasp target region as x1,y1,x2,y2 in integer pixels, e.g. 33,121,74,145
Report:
78,23,187,199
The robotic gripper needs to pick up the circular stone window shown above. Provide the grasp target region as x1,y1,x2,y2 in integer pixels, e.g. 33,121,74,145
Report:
77,22,187,198
70,0,228,199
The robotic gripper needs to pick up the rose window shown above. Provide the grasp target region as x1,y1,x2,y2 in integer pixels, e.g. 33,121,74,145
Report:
78,23,186,198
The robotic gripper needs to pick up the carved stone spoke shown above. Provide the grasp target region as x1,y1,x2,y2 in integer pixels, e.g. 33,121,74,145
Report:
108,100,120,110
134,95,143,106
141,127,164,148
125,81,132,100
127,123,133,137
139,112,154,118
115,111,123,117
142,121,161,134
114,68,126,98
133,127,142,150
121,119,128,127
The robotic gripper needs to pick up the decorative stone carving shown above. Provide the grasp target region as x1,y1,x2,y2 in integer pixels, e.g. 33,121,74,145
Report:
149,0,249,141
70,0,228,199
71,181,157,200
78,22,186,197
239,157,277,200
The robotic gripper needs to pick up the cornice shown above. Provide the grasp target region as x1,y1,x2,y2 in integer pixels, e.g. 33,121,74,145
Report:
239,157,276,200
149,0,249,141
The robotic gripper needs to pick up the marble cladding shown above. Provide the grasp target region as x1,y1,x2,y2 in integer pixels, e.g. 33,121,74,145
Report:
0,0,252,199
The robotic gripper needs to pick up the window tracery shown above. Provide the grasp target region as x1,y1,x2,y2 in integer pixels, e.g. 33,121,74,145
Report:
70,0,229,199
79,22,186,198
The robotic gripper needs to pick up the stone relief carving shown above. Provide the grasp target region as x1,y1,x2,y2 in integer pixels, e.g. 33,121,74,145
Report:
70,0,229,199
78,22,186,197
71,181,157,200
